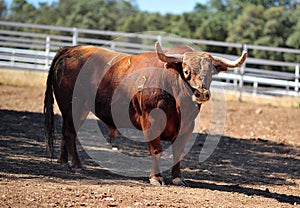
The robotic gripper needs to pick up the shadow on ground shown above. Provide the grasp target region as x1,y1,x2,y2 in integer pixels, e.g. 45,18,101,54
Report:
0,109,299,204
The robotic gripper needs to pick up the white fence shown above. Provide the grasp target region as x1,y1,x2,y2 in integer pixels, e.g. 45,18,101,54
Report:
0,21,299,97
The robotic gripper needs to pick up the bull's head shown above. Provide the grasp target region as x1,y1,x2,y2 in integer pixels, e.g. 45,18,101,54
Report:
155,42,247,104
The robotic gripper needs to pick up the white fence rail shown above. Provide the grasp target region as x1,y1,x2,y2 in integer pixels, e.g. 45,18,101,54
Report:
0,21,299,97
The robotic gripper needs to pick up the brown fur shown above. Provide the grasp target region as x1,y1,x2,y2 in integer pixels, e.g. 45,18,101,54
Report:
44,45,199,181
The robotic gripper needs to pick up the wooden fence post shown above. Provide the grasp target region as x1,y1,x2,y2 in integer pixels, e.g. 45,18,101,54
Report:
253,81,258,96
238,44,247,101
45,35,50,69
72,27,78,45
110,42,115,51
10,50,15,67
295,65,299,93
238,63,245,101
233,67,238,87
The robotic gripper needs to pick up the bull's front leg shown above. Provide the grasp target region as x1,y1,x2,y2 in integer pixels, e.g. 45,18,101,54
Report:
171,129,193,186
141,111,165,186
147,138,165,186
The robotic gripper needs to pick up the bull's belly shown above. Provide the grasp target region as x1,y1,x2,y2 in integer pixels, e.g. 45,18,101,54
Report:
94,102,138,129
94,106,179,142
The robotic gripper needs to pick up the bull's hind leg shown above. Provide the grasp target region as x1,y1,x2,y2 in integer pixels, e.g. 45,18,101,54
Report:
59,108,88,170
59,119,82,169
109,128,118,149
63,126,81,168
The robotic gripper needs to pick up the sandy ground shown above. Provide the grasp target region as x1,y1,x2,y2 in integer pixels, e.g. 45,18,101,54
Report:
0,70,300,207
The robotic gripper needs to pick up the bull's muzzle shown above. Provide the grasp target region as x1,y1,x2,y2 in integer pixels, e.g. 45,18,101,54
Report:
192,88,210,104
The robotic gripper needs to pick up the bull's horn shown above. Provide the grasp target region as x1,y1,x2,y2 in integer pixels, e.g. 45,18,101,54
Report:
155,42,183,63
212,49,247,68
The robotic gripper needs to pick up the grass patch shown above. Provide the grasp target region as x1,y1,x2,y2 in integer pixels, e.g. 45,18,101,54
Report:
0,68,47,87
224,91,300,108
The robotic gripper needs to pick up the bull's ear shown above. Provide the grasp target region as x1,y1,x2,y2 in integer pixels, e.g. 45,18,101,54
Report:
155,42,183,63
164,62,180,70
214,64,228,73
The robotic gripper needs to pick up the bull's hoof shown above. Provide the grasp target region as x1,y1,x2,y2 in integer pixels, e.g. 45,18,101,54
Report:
59,163,74,173
73,168,85,175
71,163,82,169
149,177,165,186
172,177,189,187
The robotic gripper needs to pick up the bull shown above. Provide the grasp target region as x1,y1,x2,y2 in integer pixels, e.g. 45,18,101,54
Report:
44,42,247,186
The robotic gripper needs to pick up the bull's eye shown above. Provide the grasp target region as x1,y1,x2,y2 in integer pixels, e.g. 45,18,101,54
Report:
183,69,191,80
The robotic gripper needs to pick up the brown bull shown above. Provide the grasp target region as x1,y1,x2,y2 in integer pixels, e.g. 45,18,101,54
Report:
44,42,247,186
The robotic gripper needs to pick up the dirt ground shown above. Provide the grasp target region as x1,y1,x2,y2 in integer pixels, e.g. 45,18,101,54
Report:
0,70,300,207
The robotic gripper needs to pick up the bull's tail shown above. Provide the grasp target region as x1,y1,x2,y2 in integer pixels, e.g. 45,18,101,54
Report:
44,46,77,158
44,59,56,158
43,47,69,158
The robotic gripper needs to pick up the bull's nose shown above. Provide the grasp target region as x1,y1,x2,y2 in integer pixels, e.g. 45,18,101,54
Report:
204,90,210,100
193,89,210,102
194,90,201,98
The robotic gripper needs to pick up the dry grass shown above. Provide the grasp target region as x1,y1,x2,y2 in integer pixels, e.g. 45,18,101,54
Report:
0,68,47,87
224,91,300,108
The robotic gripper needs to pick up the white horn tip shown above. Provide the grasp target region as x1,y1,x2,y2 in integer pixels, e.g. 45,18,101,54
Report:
242,45,248,54
155,41,162,51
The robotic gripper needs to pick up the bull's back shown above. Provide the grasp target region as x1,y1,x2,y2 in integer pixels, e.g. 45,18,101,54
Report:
52,45,126,84
51,45,128,111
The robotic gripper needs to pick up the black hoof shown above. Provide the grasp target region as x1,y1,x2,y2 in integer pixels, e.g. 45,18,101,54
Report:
172,177,189,187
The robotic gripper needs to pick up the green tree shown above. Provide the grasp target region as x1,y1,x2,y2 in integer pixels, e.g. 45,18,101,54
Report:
209,0,227,12
57,0,108,29
115,0,139,31
8,0,36,23
224,0,292,9
196,13,228,42
285,6,300,63
254,6,295,66
56,0,138,30
0,0,7,18
117,12,146,32
55,0,76,27
1,0,299,70
144,13,165,31
226,4,265,44
30,2,58,25
167,13,192,38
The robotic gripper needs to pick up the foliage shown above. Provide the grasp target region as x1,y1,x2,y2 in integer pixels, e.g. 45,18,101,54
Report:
0,0,7,17
0,0,299,70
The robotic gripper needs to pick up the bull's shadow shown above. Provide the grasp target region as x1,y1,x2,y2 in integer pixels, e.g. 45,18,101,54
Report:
182,134,300,204
0,109,299,204
183,134,300,186
95,119,300,187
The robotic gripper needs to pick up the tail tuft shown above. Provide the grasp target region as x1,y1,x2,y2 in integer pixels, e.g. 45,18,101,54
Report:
44,67,55,158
